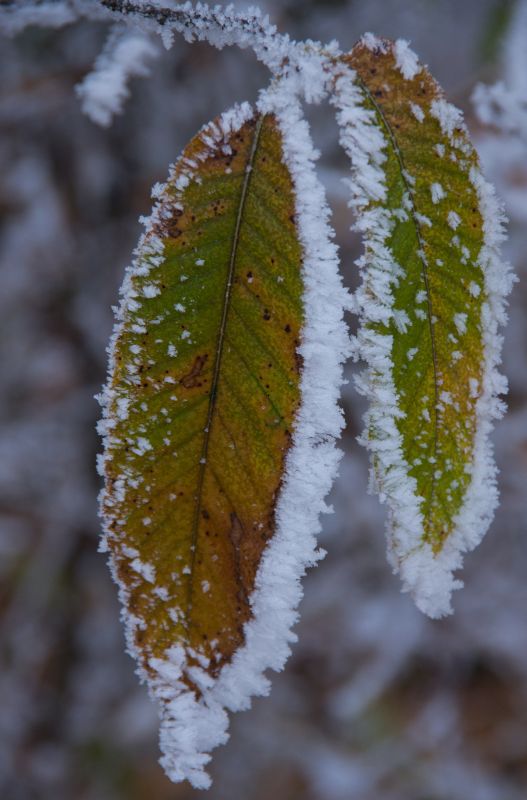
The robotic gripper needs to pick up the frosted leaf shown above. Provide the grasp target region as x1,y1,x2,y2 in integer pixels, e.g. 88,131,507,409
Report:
332,39,514,618
98,93,348,789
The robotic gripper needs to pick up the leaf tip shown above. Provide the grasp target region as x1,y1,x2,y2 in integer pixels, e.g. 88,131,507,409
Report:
399,545,465,619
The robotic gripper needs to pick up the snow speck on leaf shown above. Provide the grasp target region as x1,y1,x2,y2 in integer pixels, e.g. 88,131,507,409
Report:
98,98,347,787
332,37,513,618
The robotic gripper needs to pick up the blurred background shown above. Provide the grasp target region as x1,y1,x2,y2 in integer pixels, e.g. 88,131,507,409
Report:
1,0,527,798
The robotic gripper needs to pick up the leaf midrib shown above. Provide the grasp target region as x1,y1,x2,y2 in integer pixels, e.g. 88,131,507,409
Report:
354,74,441,538
185,114,265,618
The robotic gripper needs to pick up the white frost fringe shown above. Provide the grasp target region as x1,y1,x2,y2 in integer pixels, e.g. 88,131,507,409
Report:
331,42,514,619
99,92,349,788
156,94,348,787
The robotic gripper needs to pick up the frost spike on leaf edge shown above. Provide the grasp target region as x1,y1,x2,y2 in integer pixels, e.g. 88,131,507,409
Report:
97,93,348,788
331,36,514,618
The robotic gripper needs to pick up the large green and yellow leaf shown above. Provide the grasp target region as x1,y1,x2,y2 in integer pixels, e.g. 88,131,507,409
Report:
100,107,303,681
99,92,349,789
334,37,510,615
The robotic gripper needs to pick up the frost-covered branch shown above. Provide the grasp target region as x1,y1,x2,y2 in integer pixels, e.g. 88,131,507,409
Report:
1,0,341,122
0,0,310,70
0,0,84,34
98,0,339,92
76,26,160,126
99,0,282,62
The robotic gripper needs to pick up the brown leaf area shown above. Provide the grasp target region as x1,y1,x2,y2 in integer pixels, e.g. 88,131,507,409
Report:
101,110,304,683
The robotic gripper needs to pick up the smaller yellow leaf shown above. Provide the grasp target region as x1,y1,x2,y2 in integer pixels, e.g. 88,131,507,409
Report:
332,36,514,616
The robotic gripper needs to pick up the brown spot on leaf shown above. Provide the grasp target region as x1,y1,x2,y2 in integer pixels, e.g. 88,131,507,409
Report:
180,354,209,388
229,512,244,549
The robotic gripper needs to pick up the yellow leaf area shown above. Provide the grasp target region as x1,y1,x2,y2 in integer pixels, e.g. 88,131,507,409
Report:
101,111,303,682
346,41,486,551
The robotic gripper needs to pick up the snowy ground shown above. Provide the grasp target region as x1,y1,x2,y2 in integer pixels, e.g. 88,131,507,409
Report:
1,1,527,798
